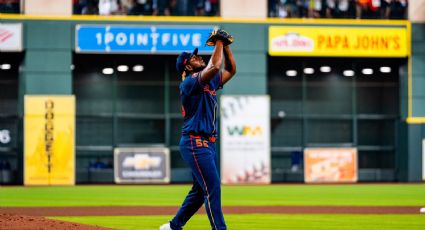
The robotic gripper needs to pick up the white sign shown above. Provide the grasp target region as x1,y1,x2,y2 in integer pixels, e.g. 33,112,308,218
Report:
0,24,23,52
271,32,314,52
114,147,170,184
76,25,213,54
0,129,11,144
220,96,271,184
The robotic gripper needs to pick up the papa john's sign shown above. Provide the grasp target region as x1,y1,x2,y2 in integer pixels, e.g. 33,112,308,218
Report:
304,148,358,183
0,23,23,52
269,25,408,57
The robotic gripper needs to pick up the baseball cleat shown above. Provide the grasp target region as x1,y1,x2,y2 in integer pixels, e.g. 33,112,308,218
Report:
159,222,172,230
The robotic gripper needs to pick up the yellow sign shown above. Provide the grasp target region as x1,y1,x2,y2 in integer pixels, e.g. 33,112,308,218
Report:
24,96,75,185
269,26,408,57
304,148,357,183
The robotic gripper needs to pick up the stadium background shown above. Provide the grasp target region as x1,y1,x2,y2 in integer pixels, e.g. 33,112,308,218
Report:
0,0,424,185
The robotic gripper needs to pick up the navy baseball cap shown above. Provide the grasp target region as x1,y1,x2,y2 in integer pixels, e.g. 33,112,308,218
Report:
176,48,198,73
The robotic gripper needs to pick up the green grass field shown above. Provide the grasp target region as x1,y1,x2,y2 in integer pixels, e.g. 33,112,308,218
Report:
1,184,425,229
51,214,425,230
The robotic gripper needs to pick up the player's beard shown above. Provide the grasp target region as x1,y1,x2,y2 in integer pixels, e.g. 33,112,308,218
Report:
193,65,206,72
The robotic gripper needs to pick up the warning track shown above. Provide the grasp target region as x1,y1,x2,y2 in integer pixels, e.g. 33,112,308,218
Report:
1,206,422,230
0,206,422,216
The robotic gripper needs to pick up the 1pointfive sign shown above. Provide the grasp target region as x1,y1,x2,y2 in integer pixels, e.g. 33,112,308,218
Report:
76,25,214,54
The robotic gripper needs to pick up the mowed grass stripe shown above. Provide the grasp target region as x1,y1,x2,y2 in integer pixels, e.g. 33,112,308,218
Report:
51,214,425,230
1,184,424,207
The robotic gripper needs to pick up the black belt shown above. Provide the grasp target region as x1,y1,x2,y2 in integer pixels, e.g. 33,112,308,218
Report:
188,133,217,143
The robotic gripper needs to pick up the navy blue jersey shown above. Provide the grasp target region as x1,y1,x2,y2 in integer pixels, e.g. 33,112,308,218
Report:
180,71,223,137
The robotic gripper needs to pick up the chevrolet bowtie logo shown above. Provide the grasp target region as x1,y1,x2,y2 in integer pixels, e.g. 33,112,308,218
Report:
123,154,162,170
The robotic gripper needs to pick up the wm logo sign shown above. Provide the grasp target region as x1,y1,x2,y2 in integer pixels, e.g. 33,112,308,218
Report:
227,126,263,136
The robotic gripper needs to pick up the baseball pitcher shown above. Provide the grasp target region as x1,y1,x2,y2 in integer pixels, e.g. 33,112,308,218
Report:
160,28,236,230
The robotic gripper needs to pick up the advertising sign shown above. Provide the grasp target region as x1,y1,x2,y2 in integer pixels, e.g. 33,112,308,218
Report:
24,96,75,185
269,26,408,57
221,96,271,184
76,25,214,54
304,148,357,183
0,23,23,52
0,129,11,144
114,147,170,183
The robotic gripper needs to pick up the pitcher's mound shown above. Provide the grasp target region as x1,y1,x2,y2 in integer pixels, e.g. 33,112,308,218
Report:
0,213,111,230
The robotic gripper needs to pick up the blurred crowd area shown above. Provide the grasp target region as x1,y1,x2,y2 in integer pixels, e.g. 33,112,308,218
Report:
0,0,19,13
0,0,407,19
269,0,408,19
73,0,220,16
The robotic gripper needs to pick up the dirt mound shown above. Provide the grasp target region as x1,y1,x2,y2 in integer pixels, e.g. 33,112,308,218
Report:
0,213,112,230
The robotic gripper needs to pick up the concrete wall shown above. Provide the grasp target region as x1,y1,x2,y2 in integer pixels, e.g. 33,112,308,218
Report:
24,0,72,15
221,0,267,18
409,0,425,22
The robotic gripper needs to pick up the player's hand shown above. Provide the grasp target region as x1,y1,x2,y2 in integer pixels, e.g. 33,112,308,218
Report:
205,28,233,47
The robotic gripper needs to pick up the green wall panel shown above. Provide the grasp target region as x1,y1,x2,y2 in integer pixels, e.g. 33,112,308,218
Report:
397,121,408,181
222,74,266,95
25,21,72,49
221,24,266,52
400,65,408,119
24,50,71,72
413,99,425,116
412,78,425,97
233,53,266,74
407,124,422,181
23,73,72,94
412,23,425,42
411,24,425,118
412,56,425,74
412,43,425,55
401,99,408,118
404,20,424,182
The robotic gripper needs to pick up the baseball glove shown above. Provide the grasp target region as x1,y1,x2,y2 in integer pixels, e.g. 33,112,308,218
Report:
205,28,233,46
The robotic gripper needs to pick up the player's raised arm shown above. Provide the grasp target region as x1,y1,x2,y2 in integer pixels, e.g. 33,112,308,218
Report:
221,45,236,85
199,40,224,84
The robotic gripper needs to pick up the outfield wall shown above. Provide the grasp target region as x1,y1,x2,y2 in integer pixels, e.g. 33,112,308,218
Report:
0,15,423,183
